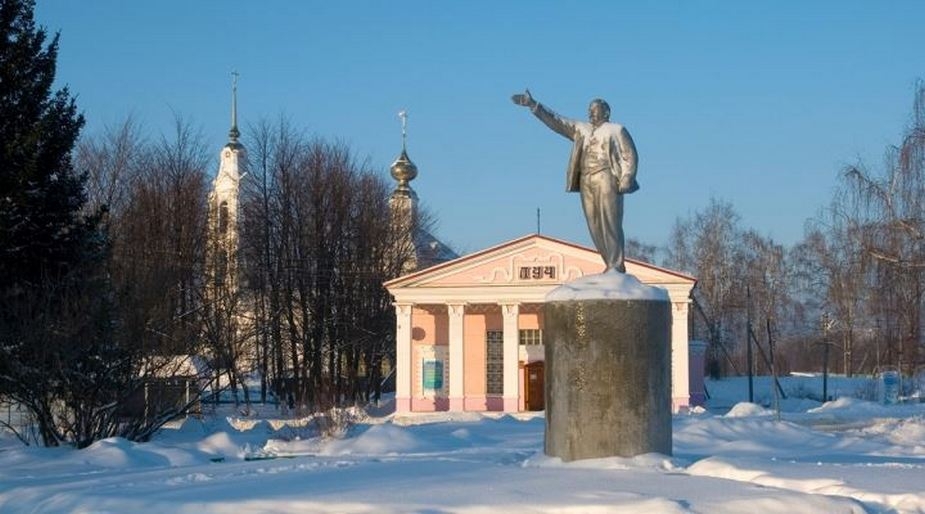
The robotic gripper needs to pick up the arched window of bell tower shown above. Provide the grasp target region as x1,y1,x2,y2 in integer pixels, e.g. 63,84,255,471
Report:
218,201,229,235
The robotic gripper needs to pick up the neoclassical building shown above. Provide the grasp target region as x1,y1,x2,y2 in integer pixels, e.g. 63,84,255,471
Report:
385,233,698,415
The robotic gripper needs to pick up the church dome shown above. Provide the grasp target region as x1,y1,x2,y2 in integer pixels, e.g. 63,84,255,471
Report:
390,149,418,191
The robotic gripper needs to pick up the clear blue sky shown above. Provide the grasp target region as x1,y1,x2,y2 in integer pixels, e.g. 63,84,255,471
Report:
36,1,925,255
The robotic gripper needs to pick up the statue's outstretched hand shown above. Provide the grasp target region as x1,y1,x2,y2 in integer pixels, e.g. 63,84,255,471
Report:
511,89,535,108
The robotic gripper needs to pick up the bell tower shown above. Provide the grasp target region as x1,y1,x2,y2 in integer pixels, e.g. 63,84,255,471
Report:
207,71,246,297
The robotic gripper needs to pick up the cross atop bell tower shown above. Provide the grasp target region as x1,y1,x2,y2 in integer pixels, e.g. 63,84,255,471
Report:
228,70,241,148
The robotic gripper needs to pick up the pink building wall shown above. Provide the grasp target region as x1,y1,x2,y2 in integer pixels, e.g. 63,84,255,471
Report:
520,311,542,331
408,308,547,413
463,312,506,410
411,308,446,345
409,307,449,412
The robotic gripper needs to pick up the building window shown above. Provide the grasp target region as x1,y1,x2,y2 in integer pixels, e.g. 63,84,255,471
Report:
218,201,229,235
519,329,543,346
486,330,503,395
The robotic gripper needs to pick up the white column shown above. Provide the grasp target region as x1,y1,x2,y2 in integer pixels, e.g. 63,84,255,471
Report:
670,298,691,412
394,303,413,413
501,302,520,412
447,302,466,411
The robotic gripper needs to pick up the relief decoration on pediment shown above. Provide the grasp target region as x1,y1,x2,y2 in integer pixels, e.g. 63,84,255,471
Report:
474,252,585,284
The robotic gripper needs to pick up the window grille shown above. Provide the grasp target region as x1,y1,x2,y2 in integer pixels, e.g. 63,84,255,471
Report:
486,331,503,395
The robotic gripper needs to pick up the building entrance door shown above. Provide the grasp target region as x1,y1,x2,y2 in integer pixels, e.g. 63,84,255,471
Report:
524,361,545,411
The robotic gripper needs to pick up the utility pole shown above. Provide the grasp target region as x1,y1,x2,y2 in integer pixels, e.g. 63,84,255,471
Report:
820,312,836,402
875,318,882,371
746,286,754,403
768,317,780,421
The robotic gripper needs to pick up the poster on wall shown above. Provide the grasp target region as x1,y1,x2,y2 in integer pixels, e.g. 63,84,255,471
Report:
417,345,448,397
423,360,444,393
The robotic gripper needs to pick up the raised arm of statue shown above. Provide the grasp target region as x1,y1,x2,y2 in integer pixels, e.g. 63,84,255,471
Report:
511,89,577,141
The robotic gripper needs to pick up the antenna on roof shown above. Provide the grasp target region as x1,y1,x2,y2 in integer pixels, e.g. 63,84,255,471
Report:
537,208,541,234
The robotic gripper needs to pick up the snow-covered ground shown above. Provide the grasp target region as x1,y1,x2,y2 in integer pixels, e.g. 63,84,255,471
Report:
3,375,925,513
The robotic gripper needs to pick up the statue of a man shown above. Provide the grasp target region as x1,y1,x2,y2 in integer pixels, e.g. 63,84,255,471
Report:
512,89,638,273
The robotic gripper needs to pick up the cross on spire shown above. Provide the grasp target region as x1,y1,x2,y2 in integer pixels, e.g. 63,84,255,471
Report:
398,110,408,152
229,70,240,144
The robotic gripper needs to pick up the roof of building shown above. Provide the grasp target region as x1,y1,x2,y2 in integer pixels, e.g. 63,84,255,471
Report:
413,228,459,269
385,232,695,288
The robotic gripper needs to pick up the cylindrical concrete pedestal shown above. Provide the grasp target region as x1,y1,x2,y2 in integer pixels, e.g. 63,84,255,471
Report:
544,297,671,461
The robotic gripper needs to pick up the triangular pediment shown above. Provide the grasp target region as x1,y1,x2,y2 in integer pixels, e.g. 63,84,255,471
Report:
385,234,694,290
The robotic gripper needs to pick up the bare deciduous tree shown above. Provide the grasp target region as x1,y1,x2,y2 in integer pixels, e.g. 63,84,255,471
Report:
838,83,925,374
238,119,426,412
666,198,744,375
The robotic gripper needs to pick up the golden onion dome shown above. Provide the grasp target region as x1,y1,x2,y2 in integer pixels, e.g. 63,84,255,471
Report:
390,149,418,190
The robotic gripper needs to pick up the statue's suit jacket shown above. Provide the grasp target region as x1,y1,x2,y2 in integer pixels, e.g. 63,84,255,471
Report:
531,103,638,194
